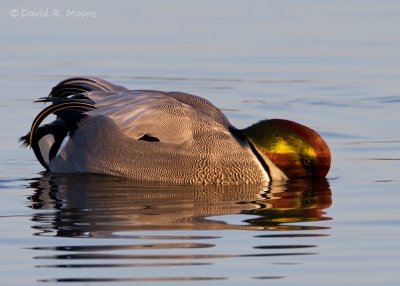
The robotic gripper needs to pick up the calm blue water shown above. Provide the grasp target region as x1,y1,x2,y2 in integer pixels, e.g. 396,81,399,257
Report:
1,1,400,285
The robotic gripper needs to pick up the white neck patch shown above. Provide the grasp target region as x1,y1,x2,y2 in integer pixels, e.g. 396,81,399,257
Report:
248,142,288,181
38,134,55,166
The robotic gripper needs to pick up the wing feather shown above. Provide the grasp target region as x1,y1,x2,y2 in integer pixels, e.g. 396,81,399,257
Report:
28,101,96,146
49,77,129,98
88,91,233,144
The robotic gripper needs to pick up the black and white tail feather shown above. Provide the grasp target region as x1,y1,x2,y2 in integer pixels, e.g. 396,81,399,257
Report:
19,77,128,170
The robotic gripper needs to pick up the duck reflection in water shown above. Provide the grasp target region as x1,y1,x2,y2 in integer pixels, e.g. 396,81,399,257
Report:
27,175,332,238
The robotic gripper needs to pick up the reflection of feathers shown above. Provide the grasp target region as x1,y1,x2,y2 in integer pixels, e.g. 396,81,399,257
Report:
28,175,332,236
21,77,270,184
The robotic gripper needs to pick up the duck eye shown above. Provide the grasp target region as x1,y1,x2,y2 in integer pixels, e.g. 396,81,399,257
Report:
303,158,311,166
302,158,314,176
138,134,160,142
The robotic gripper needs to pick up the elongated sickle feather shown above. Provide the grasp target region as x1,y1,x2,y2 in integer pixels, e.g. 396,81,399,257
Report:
55,77,111,91
49,85,93,98
49,77,128,98
29,101,96,146
35,95,93,104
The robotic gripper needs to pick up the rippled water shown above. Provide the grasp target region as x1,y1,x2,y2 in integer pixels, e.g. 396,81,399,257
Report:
1,1,400,285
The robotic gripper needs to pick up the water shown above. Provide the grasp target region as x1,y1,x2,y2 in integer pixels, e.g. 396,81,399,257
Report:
1,1,400,285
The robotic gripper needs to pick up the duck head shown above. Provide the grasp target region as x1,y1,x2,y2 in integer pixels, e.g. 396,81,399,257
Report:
243,119,331,179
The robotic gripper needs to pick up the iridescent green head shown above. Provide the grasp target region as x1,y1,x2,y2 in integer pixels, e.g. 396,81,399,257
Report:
244,119,331,179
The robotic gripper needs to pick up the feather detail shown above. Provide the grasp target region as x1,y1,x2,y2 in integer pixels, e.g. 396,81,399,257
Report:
49,77,129,98
21,77,128,171
28,101,96,146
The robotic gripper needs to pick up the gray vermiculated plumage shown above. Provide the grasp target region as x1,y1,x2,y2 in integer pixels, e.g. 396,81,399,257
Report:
49,89,268,185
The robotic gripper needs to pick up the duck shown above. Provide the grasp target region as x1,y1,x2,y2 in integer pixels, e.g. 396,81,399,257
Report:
20,77,331,185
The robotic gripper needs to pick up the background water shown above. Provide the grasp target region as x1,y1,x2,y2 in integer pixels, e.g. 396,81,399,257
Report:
1,1,400,285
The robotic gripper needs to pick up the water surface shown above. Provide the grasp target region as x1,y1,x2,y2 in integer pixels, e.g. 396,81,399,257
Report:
1,1,400,285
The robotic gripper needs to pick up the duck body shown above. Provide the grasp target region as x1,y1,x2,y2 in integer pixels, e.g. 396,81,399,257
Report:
21,77,330,185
